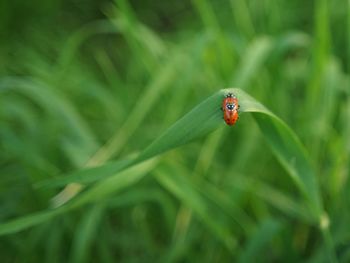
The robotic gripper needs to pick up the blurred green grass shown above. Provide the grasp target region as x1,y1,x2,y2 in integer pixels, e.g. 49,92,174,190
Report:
0,0,349,262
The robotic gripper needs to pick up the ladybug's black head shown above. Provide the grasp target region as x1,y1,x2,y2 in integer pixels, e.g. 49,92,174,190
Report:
226,93,235,98
226,103,235,110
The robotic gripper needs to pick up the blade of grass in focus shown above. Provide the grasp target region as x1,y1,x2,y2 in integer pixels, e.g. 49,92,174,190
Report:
47,87,323,222
1,88,323,235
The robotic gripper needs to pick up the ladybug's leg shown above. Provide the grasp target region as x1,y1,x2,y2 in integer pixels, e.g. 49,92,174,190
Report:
220,107,223,111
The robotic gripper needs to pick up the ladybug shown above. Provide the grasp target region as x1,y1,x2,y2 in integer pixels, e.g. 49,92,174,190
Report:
221,93,239,126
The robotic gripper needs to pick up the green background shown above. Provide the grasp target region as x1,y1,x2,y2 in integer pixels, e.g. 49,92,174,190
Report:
0,0,349,262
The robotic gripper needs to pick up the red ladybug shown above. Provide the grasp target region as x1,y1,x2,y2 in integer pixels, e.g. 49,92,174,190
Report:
222,93,239,126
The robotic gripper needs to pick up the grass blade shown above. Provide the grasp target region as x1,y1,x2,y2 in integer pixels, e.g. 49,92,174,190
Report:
1,88,323,235
139,88,322,223
44,88,322,221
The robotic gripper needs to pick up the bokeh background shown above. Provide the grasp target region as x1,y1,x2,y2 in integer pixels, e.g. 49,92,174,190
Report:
0,0,349,262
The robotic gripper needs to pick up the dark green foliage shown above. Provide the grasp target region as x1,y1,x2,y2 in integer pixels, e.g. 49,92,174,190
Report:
0,0,349,262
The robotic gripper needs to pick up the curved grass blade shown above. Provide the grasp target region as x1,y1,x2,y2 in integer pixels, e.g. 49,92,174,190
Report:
230,88,323,221
1,88,323,235
37,90,224,189
40,88,322,221
254,112,322,221
138,88,322,223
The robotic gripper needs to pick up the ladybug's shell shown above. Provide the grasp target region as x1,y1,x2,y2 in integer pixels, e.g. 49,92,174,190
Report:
222,95,239,126
223,110,239,125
